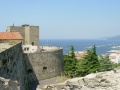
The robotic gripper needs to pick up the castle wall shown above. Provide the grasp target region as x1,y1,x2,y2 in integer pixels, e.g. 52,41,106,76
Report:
24,26,30,44
24,48,64,82
29,26,39,46
7,25,39,46
0,40,22,44
0,42,30,90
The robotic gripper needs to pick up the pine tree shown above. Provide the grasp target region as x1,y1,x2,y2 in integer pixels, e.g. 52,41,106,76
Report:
64,45,77,78
99,54,115,71
76,45,100,76
68,45,75,58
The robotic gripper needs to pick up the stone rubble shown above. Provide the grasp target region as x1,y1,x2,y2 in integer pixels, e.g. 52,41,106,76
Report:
0,77,20,90
37,69,120,90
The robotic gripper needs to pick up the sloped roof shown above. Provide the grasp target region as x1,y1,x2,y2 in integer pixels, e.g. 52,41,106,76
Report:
0,32,23,40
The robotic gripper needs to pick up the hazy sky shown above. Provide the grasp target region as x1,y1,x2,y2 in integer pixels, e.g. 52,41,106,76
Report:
0,0,120,39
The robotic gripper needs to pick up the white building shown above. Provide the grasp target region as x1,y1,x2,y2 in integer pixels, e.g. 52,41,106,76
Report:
108,50,120,63
22,45,38,53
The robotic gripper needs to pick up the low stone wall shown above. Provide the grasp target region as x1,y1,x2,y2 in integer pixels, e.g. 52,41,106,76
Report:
0,42,29,90
40,46,62,52
25,47,64,82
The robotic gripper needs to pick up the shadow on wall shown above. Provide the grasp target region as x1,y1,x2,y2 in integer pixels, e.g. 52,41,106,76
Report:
24,53,39,90
24,49,64,89
0,42,39,90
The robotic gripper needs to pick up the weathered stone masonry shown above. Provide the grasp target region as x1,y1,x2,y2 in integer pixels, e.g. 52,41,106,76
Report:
7,25,39,46
0,42,30,90
1,24,64,89
25,48,64,82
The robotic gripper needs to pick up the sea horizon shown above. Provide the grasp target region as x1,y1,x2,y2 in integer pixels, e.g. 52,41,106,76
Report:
40,39,120,55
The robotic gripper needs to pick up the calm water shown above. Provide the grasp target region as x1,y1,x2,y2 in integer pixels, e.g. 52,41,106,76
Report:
40,39,120,54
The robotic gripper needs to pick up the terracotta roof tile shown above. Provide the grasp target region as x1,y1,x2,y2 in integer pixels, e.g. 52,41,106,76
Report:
0,32,23,40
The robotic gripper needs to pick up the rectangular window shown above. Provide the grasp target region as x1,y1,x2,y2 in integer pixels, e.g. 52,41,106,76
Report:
27,48,29,51
24,48,26,51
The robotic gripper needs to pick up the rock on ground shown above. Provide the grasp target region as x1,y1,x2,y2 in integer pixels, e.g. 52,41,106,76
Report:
37,69,120,90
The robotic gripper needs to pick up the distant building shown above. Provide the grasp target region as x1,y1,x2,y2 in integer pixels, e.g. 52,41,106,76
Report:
7,24,39,46
7,24,39,53
109,51,120,63
75,51,87,60
22,45,38,53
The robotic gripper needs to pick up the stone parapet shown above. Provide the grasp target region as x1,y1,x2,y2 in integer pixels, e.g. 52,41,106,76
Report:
40,46,62,52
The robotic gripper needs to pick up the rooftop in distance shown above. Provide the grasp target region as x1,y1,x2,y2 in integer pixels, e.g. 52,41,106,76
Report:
0,32,23,40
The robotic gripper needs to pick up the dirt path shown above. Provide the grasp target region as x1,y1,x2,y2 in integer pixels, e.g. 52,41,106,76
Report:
31,76,68,90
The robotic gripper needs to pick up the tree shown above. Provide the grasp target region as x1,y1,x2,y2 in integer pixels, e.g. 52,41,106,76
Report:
64,45,115,78
64,55,78,78
76,45,100,76
68,45,75,58
64,45,77,78
99,54,115,71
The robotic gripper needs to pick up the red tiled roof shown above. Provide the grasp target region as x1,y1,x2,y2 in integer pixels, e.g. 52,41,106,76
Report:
0,32,23,40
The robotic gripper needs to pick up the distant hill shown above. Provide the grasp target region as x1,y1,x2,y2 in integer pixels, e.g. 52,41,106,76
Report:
107,35,120,40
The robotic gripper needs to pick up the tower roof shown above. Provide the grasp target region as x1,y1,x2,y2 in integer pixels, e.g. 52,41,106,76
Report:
0,32,23,40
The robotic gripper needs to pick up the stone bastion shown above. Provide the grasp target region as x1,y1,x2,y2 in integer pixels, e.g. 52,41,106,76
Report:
24,45,64,82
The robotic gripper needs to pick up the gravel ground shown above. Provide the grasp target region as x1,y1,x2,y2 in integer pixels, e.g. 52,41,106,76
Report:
31,76,68,90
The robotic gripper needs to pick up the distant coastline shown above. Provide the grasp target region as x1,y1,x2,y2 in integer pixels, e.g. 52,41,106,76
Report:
40,39,120,54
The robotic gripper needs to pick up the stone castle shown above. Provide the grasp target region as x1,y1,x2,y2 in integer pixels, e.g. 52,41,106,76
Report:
0,24,64,90
7,24,39,46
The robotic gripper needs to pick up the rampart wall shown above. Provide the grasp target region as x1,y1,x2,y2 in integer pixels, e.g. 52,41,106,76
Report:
0,42,30,90
0,43,64,89
24,47,64,82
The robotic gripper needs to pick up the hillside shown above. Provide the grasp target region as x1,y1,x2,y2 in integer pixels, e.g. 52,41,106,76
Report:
107,35,120,40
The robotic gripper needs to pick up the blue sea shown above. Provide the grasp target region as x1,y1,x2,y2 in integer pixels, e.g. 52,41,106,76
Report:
40,39,120,55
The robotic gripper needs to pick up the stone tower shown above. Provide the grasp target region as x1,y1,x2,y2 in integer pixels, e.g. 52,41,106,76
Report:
7,24,39,46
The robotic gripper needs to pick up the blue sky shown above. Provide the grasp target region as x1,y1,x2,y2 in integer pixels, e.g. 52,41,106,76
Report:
0,0,120,39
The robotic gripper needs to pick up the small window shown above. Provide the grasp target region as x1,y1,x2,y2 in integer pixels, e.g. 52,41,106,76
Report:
32,42,34,46
43,67,47,70
27,48,29,51
24,48,26,51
